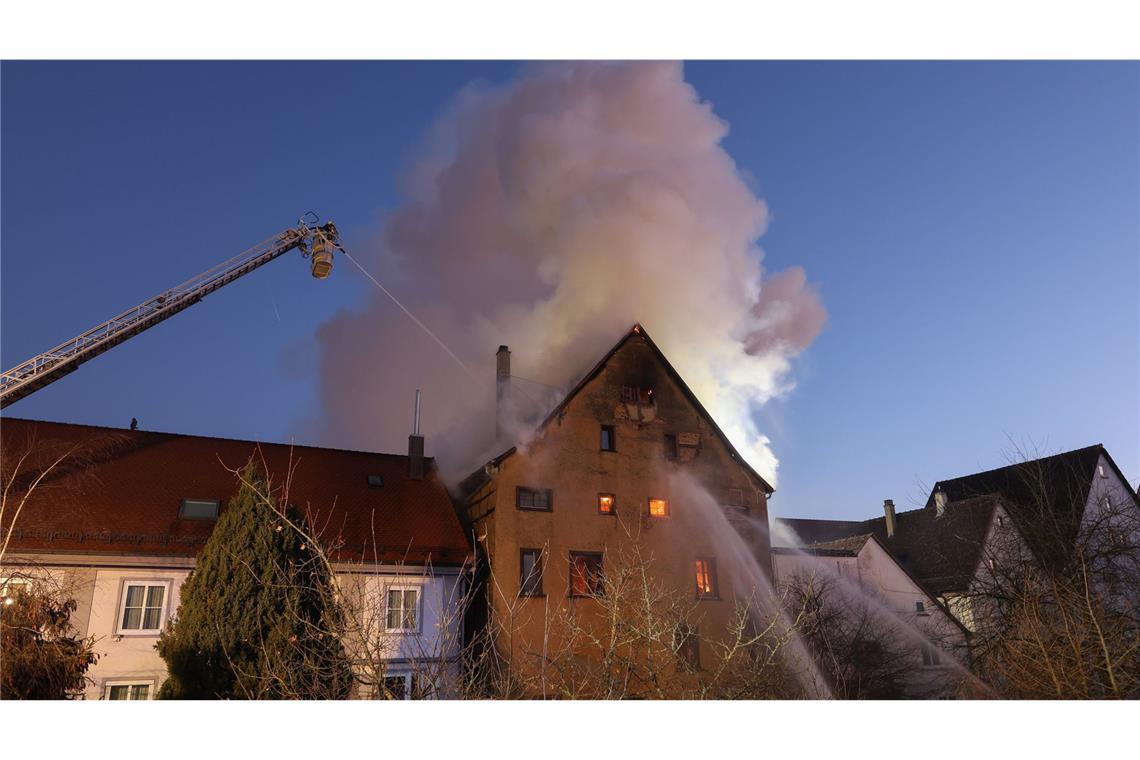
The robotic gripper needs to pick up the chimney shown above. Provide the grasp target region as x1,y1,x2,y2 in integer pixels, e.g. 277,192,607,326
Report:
495,345,511,443
408,389,425,481
883,499,896,538
933,487,948,518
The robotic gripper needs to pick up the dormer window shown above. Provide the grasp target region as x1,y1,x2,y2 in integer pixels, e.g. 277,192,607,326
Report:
179,499,219,520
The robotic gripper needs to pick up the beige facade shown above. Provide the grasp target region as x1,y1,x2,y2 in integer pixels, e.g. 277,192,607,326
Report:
2,551,465,699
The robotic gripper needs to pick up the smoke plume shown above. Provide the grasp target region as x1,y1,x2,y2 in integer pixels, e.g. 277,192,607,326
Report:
308,62,826,485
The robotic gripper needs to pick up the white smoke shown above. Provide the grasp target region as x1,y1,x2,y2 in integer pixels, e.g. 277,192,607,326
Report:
308,62,826,485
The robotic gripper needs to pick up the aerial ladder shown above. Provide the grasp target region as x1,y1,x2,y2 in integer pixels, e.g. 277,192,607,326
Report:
0,214,344,409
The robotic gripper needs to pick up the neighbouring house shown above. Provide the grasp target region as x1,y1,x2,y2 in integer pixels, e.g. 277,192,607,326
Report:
774,445,1139,637
0,417,471,700
771,533,971,698
457,324,778,696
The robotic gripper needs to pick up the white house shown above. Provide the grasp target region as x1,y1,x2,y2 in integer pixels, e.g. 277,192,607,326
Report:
0,418,472,700
771,531,971,698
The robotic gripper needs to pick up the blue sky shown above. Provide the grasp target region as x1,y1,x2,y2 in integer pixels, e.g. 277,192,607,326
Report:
2,61,1136,520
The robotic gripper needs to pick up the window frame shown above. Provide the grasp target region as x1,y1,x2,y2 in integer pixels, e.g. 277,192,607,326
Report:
568,551,605,598
648,497,670,518
380,672,434,700
516,486,554,512
915,600,928,616
600,425,616,452
519,548,545,597
694,557,719,600
383,584,422,633
103,680,155,701
114,579,172,636
178,498,220,520
597,493,617,516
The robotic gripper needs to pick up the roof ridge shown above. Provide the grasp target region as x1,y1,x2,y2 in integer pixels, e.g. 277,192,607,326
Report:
1,417,427,461
933,444,1103,487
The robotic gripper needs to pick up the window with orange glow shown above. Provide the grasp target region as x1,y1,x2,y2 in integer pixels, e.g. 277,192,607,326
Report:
695,558,718,598
569,552,604,597
598,493,616,515
648,498,669,517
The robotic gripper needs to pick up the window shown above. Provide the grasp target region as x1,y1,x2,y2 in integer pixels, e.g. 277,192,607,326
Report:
520,549,544,597
179,499,219,520
382,675,408,700
600,425,616,452
921,644,941,667
674,624,700,671
385,587,419,630
517,486,553,511
695,558,718,599
381,673,432,700
663,434,678,461
648,497,669,518
915,600,927,615
105,682,152,700
996,515,1004,528
620,386,654,404
726,488,744,508
598,493,616,516
569,552,604,597
117,582,168,633
1,577,31,606
367,475,384,488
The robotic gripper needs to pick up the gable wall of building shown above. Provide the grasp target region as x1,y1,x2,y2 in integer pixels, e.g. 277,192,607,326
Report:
471,335,774,690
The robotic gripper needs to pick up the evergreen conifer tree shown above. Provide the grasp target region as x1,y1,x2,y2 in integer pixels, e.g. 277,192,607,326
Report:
157,459,354,699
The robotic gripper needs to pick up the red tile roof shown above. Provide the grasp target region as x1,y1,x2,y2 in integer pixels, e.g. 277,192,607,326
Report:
1,418,471,566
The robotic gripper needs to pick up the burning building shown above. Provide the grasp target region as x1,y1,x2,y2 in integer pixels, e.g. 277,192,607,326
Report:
456,324,784,697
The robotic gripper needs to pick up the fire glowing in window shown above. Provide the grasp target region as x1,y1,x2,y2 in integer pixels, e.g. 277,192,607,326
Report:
570,553,604,597
695,559,717,598
598,494,616,515
648,498,669,517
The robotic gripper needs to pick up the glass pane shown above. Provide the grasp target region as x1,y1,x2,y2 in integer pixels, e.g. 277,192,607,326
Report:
570,557,586,596
142,607,161,629
599,495,614,513
533,490,549,508
146,585,164,608
649,499,668,517
518,490,533,507
108,685,129,700
387,590,402,628
122,606,142,630
587,558,603,594
404,590,417,628
124,585,144,607
131,685,150,700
